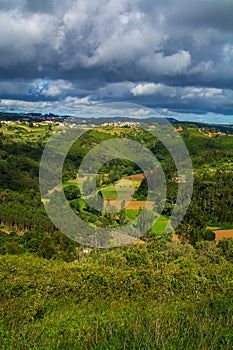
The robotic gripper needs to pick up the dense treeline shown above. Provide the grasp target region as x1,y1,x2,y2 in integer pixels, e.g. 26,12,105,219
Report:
0,141,42,191
1,226,233,263
193,171,233,225
0,190,55,232
0,229,79,262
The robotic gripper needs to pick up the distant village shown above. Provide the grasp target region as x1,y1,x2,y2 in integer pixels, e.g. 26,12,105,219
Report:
1,111,233,135
0,112,142,128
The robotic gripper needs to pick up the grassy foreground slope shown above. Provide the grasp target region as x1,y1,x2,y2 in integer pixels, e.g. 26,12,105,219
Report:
1,240,233,349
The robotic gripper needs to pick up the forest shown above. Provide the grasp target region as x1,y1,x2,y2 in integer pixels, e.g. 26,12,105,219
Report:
0,118,233,349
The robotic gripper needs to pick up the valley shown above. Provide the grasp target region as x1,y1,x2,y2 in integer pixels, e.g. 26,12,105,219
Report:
0,114,233,349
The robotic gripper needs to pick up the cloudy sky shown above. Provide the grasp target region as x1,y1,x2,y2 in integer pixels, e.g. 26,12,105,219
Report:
0,0,233,123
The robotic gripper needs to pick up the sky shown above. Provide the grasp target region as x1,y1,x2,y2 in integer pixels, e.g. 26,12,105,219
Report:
0,0,233,124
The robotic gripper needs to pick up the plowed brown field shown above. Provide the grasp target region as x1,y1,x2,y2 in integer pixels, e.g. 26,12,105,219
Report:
213,229,233,242
124,173,145,181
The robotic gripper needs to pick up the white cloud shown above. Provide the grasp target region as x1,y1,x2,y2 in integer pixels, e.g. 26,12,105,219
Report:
44,80,74,97
139,50,191,75
0,96,90,115
0,10,52,66
190,60,214,74
95,82,134,99
131,83,176,97
182,87,222,99
58,0,167,68
29,79,74,97
223,44,233,63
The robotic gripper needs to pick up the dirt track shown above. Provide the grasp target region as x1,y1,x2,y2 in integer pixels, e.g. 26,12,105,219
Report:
104,200,154,210
124,174,145,181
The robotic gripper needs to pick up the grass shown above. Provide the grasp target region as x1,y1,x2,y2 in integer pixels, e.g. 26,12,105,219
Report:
2,298,233,349
126,209,139,220
100,177,141,202
130,179,141,188
1,122,52,142
62,181,81,188
0,254,233,349
101,186,118,200
152,215,171,235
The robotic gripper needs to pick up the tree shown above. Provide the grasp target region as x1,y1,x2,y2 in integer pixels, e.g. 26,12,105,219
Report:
70,199,81,212
64,185,81,200
82,176,96,195
133,177,148,200
119,200,126,225
136,208,154,236
218,238,233,261
203,229,215,241
38,236,56,260
87,191,104,215
175,203,206,245
0,241,25,255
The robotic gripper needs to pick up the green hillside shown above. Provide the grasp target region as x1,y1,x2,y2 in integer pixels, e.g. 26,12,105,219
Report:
0,118,233,349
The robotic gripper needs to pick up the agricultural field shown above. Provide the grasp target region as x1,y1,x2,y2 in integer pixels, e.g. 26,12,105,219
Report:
0,122,53,143
214,229,233,242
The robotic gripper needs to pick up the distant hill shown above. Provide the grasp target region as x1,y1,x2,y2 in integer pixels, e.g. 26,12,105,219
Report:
1,111,233,133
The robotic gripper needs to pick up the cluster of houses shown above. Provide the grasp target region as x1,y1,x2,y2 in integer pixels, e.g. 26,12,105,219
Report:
199,128,226,137
101,121,140,127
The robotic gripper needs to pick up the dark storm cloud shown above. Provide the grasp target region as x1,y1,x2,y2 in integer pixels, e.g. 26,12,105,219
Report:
167,0,233,32
24,0,54,14
0,0,232,121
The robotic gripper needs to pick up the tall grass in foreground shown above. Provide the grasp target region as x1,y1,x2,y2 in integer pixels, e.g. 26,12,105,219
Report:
1,298,233,349
0,253,233,349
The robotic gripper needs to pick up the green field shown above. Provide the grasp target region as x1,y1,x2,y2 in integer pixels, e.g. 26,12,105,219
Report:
101,186,118,200
62,181,81,188
125,209,139,220
1,122,53,143
152,215,171,235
